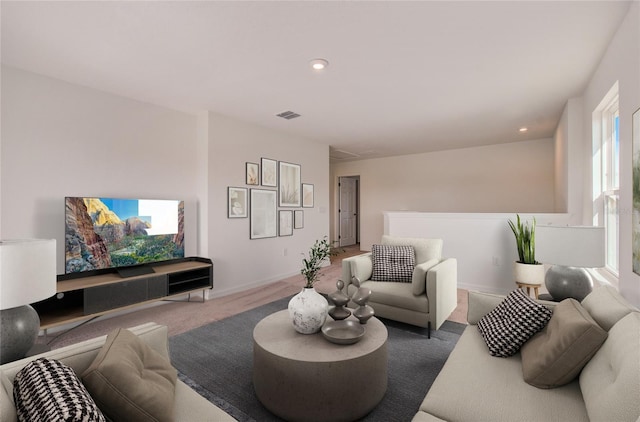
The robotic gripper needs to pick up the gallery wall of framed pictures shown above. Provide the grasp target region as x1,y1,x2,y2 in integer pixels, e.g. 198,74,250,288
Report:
227,158,314,239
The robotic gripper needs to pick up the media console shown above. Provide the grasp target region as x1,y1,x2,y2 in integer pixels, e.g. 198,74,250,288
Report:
33,257,213,330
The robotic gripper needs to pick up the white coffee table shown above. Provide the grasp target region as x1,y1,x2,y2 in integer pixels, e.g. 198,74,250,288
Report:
252,310,388,422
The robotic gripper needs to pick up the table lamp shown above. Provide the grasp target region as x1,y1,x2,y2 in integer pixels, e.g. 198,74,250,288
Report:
0,239,57,364
535,226,605,302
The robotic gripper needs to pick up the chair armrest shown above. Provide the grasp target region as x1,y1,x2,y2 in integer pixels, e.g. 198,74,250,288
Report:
411,259,440,296
426,258,458,330
340,253,373,290
466,290,559,325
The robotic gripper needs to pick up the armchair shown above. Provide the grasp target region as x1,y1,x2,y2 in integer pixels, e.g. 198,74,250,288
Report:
341,235,457,336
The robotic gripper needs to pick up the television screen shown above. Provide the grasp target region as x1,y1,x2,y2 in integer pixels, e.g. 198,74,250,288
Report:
65,197,185,274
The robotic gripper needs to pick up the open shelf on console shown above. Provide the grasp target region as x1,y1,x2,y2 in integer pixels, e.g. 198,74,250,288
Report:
34,257,213,330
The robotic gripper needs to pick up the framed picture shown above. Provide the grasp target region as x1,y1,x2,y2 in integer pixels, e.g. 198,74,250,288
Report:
279,161,301,207
279,210,293,236
246,162,259,185
250,189,277,239
294,210,304,229
228,187,248,218
261,158,277,187
633,108,640,275
302,183,314,208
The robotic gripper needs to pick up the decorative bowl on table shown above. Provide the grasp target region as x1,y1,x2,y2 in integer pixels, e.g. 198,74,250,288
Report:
321,320,366,345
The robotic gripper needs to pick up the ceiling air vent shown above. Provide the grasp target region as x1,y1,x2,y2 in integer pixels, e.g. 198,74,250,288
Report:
330,148,360,161
276,110,301,120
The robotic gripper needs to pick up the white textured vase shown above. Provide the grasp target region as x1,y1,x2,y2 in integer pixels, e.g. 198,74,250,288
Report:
288,287,329,334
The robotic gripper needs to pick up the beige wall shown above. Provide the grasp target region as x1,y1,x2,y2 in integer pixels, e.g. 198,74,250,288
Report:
330,138,555,250
1,67,330,298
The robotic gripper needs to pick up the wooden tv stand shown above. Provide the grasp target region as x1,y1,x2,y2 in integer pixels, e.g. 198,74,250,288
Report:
33,257,213,330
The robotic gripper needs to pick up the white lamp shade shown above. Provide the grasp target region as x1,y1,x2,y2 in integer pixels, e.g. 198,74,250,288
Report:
0,239,57,310
536,226,605,268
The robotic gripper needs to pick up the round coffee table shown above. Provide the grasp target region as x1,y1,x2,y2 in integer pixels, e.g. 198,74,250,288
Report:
252,310,388,422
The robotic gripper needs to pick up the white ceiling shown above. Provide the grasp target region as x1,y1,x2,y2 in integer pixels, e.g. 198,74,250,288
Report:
1,1,631,161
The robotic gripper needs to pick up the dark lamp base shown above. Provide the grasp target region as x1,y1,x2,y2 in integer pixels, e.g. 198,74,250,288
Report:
0,304,40,364
545,265,594,302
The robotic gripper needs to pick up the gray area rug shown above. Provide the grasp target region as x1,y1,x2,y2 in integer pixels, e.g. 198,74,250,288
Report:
169,297,464,422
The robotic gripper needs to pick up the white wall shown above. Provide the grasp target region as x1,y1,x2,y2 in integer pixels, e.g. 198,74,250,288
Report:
581,2,640,305
203,112,330,297
331,139,556,251
0,67,330,298
385,212,571,294
553,96,585,221
0,67,200,270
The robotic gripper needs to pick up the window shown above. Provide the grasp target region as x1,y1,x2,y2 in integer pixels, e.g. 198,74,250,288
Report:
593,83,619,275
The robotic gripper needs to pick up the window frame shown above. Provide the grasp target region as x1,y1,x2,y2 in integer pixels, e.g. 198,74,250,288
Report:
593,83,620,276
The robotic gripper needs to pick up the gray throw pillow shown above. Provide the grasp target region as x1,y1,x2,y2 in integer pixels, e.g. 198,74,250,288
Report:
371,244,415,282
521,298,607,388
82,328,177,422
477,288,552,357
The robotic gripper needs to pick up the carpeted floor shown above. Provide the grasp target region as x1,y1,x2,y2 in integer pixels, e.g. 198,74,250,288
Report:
169,296,464,422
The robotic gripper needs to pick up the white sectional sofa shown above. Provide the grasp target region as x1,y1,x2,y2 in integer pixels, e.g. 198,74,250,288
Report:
413,286,640,422
0,322,235,422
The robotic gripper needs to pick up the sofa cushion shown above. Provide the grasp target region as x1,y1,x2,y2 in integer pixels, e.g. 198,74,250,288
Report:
581,285,638,331
521,299,607,388
13,357,105,422
82,328,177,422
381,235,442,264
418,325,589,421
353,280,429,313
580,312,640,422
477,289,552,357
371,244,415,282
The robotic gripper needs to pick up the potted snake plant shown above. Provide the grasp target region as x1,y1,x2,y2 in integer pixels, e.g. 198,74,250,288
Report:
508,215,544,285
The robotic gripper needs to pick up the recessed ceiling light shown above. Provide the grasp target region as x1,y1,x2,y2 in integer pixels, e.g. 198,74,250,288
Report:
519,127,528,133
310,58,329,70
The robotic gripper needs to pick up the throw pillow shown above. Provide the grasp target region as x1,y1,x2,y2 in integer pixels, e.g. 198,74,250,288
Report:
13,357,106,422
81,328,177,422
371,244,415,282
477,288,552,357
521,298,607,388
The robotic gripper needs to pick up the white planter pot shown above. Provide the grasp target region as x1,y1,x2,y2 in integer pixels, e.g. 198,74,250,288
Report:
288,287,329,334
513,261,545,285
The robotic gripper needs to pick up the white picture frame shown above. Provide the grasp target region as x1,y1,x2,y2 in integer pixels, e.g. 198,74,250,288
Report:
246,162,259,185
261,158,277,187
279,161,301,207
250,189,277,239
279,210,293,236
294,210,304,229
302,183,314,208
228,187,248,218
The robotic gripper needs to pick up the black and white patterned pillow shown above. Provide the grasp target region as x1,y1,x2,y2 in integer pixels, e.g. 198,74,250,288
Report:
371,244,416,282
477,289,553,357
13,357,105,422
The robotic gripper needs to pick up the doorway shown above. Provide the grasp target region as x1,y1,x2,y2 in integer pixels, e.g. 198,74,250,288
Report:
338,176,360,247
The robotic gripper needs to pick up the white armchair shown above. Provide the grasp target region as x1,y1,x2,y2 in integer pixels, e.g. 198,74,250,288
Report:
341,235,457,336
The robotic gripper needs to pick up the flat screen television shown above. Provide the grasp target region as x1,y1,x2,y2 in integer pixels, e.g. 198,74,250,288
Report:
65,197,185,276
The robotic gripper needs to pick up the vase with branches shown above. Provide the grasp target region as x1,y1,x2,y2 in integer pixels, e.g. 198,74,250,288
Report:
288,237,337,334
300,237,334,288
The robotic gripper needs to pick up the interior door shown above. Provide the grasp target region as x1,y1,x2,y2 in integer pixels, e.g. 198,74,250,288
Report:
339,177,358,247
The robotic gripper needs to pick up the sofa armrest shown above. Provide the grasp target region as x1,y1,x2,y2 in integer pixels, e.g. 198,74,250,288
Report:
466,291,558,325
426,258,458,330
412,259,440,296
341,253,373,290
466,291,506,325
